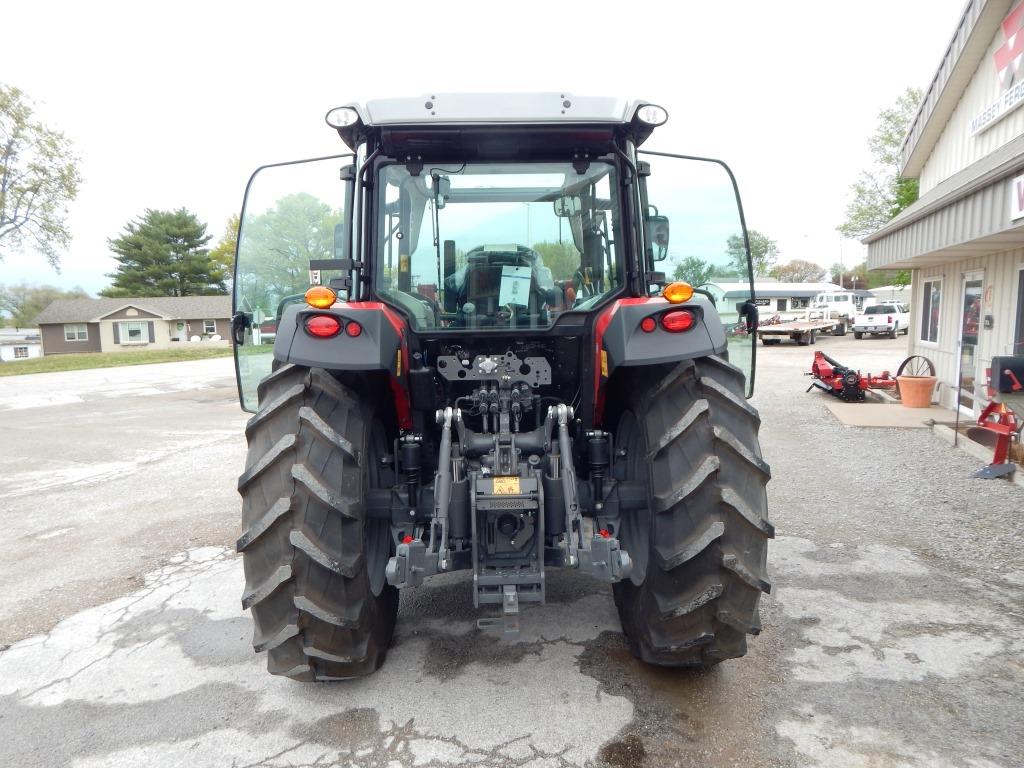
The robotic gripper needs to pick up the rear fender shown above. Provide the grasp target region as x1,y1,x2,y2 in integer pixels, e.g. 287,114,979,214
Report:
275,301,412,428
594,296,726,424
600,296,725,372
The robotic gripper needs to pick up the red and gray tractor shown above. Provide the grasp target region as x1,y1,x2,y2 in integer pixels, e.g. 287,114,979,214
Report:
230,94,772,680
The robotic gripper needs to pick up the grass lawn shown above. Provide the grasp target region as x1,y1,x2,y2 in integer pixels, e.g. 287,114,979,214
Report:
0,346,234,377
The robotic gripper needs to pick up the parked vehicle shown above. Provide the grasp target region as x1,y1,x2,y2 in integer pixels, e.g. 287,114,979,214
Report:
229,94,772,680
852,302,910,339
809,290,862,335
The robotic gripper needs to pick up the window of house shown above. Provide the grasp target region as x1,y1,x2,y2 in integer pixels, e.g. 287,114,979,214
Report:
14,346,28,358
119,321,147,344
791,297,809,309
203,320,217,335
63,323,88,341
920,279,942,343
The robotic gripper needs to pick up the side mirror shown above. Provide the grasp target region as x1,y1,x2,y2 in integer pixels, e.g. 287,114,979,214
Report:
739,300,759,332
231,311,251,346
649,214,670,261
553,195,581,217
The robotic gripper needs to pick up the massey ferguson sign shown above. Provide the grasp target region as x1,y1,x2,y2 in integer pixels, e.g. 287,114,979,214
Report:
971,3,1024,135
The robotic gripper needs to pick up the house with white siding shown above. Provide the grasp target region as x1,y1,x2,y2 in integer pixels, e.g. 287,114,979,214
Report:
0,329,42,362
864,0,1024,413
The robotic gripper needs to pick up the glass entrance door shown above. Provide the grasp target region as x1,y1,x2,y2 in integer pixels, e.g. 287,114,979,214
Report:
957,272,984,413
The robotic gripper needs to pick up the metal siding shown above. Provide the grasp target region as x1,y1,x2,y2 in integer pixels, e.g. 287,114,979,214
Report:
866,170,1024,270
920,3,1024,194
908,248,1022,409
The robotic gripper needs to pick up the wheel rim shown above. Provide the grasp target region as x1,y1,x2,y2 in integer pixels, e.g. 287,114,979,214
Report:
616,411,649,586
365,421,391,597
897,355,936,378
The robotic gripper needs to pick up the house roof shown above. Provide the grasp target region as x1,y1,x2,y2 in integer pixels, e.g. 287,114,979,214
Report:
33,296,231,325
709,281,860,299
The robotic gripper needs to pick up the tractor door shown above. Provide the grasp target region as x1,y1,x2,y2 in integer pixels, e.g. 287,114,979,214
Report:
637,151,757,395
231,155,355,411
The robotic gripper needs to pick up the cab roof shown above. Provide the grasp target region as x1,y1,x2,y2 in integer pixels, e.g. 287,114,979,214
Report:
352,93,647,126
331,93,663,153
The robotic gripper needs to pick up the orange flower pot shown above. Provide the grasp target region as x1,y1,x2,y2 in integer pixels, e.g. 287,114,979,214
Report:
897,376,936,408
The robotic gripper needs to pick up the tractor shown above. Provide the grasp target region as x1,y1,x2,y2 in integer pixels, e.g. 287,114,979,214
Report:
230,94,772,680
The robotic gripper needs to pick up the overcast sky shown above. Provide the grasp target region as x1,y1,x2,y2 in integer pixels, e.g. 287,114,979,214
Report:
0,0,967,295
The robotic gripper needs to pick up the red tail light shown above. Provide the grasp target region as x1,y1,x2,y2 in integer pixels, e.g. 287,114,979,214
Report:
661,310,696,333
345,321,362,337
305,315,341,337
887,315,893,324
640,316,657,333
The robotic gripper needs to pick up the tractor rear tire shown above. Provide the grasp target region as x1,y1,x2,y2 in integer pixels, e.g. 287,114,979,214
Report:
237,365,398,681
611,356,773,668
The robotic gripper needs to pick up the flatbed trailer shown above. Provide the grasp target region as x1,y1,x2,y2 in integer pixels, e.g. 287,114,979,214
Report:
758,319,842,346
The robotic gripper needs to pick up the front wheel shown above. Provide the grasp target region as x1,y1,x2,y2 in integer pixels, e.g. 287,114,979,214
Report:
237,365,398,680
611,357,772,667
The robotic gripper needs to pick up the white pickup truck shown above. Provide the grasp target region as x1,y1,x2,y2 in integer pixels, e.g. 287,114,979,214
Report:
852,302,910,339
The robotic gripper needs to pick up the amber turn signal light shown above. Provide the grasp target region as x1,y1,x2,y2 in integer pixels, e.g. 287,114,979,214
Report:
305,285,337,309
662,282,694,304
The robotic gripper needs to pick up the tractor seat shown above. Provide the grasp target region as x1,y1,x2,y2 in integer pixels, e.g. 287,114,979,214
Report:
445,245,556,327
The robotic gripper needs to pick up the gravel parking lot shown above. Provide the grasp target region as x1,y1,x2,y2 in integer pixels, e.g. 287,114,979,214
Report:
0,338,1021,767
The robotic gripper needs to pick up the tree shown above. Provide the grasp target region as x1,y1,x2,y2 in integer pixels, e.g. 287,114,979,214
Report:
532,241,579,281
839,87,922,238
768,259,826,282
209,213,239,279
672,256,715,286
235,193,342,314
0,282,89,328
0,85,82,269
101,208,224,297
830,260,910,289
726,229,778,277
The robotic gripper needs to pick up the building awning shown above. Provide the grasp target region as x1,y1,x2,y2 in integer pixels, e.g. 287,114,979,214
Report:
865,136,1024,269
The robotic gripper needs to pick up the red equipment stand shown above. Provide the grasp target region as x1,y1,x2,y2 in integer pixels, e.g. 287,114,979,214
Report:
967,365,1023,480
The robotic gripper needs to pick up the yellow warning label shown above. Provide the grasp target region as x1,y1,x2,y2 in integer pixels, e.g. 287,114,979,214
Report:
396,350,402,376
600,349,608,378
492,477,521,495
399,254,410,272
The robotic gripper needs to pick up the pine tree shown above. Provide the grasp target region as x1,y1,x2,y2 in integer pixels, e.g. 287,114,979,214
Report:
102,208,225,297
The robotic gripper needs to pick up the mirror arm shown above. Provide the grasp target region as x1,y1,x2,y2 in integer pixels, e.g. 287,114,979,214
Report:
694,287,716,306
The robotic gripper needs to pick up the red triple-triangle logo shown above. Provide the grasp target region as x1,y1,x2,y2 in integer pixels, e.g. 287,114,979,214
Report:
995,4,1024,89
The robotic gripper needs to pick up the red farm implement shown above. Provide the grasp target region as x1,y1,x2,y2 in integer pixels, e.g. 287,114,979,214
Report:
806,351,896,402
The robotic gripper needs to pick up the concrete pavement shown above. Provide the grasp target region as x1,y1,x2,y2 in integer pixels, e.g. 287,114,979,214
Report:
0,341,1021,767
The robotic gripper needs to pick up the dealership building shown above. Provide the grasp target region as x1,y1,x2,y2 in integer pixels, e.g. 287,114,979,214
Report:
865,0,1024,412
